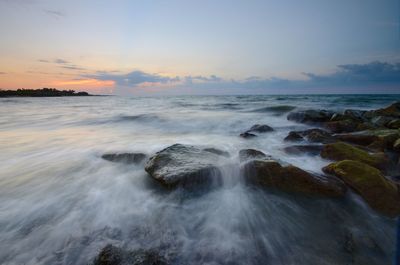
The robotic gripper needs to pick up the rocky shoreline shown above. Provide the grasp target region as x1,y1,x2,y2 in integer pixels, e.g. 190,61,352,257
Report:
94,101,400,265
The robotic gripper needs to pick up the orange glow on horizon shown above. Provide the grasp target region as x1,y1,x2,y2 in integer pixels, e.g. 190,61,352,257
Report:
52,79,115,87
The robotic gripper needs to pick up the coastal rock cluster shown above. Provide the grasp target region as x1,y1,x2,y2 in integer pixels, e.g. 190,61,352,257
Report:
95,101,400,264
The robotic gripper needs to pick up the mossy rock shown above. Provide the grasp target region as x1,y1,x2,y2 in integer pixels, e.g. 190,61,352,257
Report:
321,142,389,171
393,138,400,152
387,119,400,129
324,120,360,133
323,160,400,217
242,160,346,197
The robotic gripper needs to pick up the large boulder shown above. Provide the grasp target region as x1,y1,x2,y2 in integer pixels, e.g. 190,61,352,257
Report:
287,109,334,124
92,244,168,265
334,129,400,151
323,160,400,217
242,159,346,197
324,120,361,133
365,101,400,119
144,144,226,188
102,153,147,164
321,142,389,171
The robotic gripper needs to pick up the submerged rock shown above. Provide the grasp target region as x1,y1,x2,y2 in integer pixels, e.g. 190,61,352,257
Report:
102,153,147,164
144,144,226,188
246,124,274,133
287,109,334,124
323,160,400,217
284,131,304,142
321,142,389,171
239,149,270,162
92,244,168,265
283,145,323,155
242,159,346,197
239,132,257,138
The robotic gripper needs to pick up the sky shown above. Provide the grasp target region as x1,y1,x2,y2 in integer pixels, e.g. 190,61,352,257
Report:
0,0,399,95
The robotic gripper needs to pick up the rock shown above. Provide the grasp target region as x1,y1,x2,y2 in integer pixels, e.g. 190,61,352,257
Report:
242,159,346,197
343,109,368,122
370,116,392,128
92,244,168,265
335,129,400,151
240,132,257,138
283,145,323,155
324,120,360,133
144,144,225,188
334,133,379,146
368,101,400,118
102,153,147,164
323,160,400,217
246,124,274,133
93,245,123,265
387,119,400,129
287,109,334,124
393,139,400,152
304,128,335,143
284,128,334,144
284,131,304,142
239,149,270,162
203,148,230,157
321,142,389,171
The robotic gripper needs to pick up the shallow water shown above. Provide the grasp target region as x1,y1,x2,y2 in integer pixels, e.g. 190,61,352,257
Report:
0,94,399,265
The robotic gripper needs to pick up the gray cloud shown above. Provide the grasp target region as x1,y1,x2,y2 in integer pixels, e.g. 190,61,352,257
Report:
38,58,86,71
43,9,65,19
85,70,180,87
303,61,400,86
80,61,400,94
53,59,69,64
0,72,6,75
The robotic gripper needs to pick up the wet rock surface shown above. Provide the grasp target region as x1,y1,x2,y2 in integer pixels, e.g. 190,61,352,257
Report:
242,159,346,197
323,160,400,217
321,142,389,171
238,149,270,162
92,244,168,265
144,144,226,188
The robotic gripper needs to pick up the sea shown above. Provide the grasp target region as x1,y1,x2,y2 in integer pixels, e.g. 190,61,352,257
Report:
0,94,399,265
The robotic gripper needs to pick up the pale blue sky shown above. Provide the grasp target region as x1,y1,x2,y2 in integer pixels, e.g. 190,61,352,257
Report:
0,0,399,94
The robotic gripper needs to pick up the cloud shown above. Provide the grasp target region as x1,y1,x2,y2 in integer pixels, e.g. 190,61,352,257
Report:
85,70,180,87
69,61,400,95
38,58,86,71
61,65,86,71
303,61,400,86
43,9,65,18
54,58,69,64
0,72,6,75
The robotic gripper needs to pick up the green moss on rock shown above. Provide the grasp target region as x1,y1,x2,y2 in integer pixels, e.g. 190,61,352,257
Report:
321,142,388,170
323,160,400,217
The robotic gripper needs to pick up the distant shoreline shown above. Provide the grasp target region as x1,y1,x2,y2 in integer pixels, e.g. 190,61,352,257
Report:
0,88,98,98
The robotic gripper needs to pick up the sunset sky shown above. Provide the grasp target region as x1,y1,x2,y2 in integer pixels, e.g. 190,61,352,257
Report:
0,0,399,95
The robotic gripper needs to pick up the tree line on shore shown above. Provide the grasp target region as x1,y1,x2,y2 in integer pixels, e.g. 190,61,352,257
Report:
0,88,91,97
